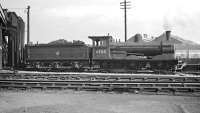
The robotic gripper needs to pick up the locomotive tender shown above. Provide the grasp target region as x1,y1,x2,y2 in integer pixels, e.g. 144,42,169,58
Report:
25,43,90,71
24,35,177,73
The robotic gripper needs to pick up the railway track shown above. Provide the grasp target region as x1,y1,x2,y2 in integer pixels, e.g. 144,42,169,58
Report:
0,72,200,82
0,71,200,95
0,79,199,94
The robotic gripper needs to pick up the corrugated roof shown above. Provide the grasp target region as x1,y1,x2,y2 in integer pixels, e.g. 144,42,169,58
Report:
124,32,199,46
175,44,200,50
0,4,7,24
152,32,198,45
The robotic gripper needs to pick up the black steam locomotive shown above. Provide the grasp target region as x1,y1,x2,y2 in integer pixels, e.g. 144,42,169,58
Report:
24,35,177,73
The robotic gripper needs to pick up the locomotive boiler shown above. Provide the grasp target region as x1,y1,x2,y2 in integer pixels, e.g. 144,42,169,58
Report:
111,44,174,57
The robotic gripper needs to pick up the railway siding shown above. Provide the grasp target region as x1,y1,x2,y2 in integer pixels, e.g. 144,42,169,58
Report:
0,71,199,95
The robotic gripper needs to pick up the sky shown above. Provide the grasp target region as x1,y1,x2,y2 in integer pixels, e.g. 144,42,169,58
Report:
1,0,200,44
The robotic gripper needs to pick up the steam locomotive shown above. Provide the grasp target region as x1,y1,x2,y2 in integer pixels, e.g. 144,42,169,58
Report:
24,35,177,73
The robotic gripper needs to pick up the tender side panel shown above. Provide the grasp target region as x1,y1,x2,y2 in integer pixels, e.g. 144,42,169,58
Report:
26,45,89,61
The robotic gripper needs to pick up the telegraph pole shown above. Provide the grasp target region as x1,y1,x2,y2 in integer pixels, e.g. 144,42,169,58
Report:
27,5,30,44
120,0,131,42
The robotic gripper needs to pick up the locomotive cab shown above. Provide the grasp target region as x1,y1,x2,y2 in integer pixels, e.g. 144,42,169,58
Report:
88,36,111,60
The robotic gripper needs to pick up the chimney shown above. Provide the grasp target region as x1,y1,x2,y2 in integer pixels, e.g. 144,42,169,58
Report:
143,34,147,39
165,30,171,41
134,34,142,43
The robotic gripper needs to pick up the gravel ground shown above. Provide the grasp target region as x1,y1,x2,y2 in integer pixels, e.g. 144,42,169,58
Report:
0,90,200,113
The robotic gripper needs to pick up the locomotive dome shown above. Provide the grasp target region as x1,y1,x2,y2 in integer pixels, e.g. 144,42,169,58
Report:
127,33,145,43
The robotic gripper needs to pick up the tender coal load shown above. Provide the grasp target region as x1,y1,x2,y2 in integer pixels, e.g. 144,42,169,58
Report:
48,39,71,45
